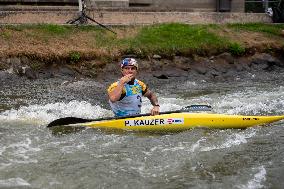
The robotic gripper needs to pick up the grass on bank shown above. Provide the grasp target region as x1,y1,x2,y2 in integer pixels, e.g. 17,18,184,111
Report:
228,23,284,36
1,23,284,60
116,23,231,57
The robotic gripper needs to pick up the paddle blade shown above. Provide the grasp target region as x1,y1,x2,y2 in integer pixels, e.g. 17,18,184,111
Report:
183,105,212,112
47,117,93,127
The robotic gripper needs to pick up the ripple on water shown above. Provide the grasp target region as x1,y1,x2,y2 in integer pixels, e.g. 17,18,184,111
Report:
0,178,30,188
0,137,40,167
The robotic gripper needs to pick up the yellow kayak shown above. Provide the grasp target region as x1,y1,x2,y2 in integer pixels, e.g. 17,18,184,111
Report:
80,113,284,131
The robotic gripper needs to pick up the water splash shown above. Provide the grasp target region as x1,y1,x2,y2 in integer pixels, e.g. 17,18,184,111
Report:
238,165,267,189
0,100,112,124
206,86,284,115
200,129,256,152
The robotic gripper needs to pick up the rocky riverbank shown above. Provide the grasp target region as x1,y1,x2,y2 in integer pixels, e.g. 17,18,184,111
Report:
1,52,284,84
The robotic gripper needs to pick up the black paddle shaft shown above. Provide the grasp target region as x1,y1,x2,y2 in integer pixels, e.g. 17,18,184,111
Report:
47,105,212,127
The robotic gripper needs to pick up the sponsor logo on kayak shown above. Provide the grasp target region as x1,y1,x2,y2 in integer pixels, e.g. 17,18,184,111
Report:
125,118,184,126
167,118,184,124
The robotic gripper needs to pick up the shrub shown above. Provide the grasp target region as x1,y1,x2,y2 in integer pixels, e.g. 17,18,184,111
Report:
70,52,81,63
228,43,245,56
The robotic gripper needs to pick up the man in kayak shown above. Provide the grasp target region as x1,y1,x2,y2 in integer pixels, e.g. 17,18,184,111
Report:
107,58,160,117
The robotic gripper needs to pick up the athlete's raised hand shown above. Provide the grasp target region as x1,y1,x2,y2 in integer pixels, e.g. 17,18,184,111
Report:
120,74,134,84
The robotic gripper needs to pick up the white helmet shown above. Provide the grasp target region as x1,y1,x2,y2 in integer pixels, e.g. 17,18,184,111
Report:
121,58,138,69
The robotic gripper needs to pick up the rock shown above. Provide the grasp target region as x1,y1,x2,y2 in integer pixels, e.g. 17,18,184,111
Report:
24,67,38,79
216,52,234,64
20,56,30,65
193,66,208,75
0,71,13,81
207,70,220,77
234,57,251,72
214,75,226,81
192,61,209,75
153,74,169,79
10,57,21,66
0,58,9,70
153,54,162,60
176,64,190,71
251,53,282,71
10,64,38,79
10,57,22,75
208,52,236,74
193,55,207,62
252,53,276,64
104,63,117,72
223,70,239,80
174,56,194,64
80,69,97,78
38,69,55,79
58,66,76,77
234,62,245,72
138,60,151,70
211,59,230,74
150,60,163,71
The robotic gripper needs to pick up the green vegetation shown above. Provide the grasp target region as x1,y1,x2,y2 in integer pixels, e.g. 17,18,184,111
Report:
70,51,81,63
118,23,229,56
228,23,284,36
2,23,284,60
38,24,69,35
0,31,12,39
228,43,246,56
7,24,70,35
30,61,43,70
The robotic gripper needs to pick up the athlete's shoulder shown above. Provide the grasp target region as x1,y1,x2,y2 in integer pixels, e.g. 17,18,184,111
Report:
136,79,147,87
136,79,148,93
107,81,119,93
107,81,126,95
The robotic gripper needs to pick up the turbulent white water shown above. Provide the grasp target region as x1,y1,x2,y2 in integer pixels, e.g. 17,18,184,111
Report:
0,78,283,189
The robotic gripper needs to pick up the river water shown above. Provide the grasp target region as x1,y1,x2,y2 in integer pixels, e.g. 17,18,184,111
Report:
0,72,284,189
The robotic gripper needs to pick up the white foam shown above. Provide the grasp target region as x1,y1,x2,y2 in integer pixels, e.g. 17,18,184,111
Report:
161,146,185,152
0,100,112,124
190,138,207,153
0,178,30,187
2,138,40,164
238,166,267,189
184,81,197,86
201,130,256,152
214,86,284,115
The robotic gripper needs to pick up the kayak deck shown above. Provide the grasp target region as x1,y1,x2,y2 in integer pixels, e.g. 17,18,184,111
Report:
80,113,284,131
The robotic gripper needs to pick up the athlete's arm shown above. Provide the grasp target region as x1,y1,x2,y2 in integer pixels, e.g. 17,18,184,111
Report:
144,89,160,116
108,74,133,102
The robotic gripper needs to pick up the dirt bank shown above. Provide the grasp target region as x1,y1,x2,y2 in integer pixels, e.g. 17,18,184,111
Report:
0,24,284,83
